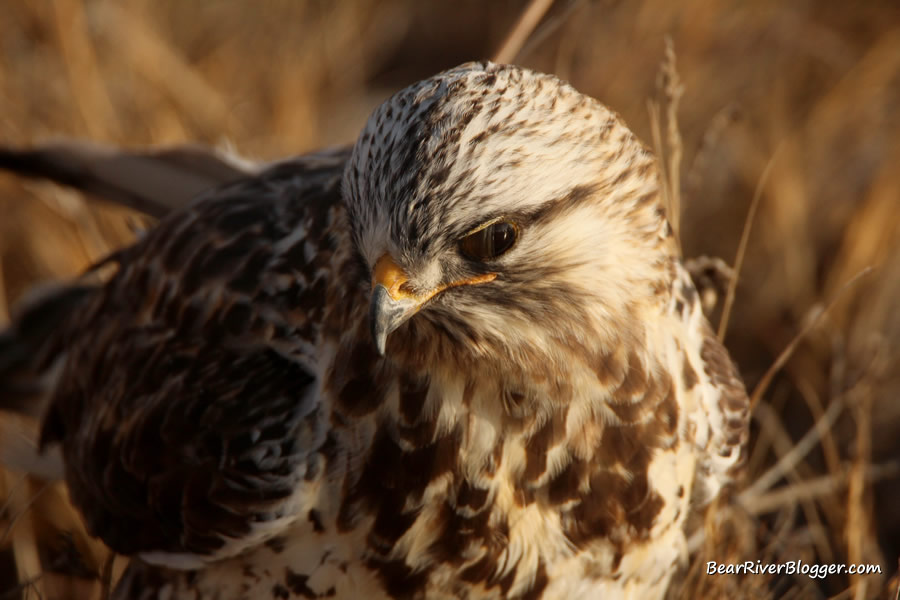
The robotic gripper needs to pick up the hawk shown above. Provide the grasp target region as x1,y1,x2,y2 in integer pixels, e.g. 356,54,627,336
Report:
0,61,749,599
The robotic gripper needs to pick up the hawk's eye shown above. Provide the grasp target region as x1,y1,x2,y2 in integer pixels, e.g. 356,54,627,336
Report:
459,221,518,261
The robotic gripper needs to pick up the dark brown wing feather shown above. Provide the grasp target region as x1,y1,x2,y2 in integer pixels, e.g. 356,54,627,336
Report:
0,283,96,416
45,339,316,556
0,141,261,419
0,141,252,217
34,149,355,560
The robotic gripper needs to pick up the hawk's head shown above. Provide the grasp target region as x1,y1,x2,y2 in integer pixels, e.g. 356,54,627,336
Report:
344,62,677,369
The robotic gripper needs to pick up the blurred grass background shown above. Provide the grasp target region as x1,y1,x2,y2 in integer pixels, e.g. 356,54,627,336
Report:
1,0,900,598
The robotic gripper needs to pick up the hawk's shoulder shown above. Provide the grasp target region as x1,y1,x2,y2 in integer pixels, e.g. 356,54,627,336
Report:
41,149,362,566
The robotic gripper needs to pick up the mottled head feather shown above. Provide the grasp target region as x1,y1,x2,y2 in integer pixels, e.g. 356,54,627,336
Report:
345,61,676,367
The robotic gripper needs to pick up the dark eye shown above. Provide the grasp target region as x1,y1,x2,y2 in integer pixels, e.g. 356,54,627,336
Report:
459,221,518,261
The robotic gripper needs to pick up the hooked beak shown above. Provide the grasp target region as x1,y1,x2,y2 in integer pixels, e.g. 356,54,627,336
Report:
369,254,497,355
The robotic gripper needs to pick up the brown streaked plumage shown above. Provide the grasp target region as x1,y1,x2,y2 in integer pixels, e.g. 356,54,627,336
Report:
0,61,749,599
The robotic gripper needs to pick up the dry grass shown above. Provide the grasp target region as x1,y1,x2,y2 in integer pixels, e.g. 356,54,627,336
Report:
1,0,900,598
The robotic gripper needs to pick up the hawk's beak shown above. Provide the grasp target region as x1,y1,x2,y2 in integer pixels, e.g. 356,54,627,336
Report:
369,253,497,355
369,254,420,356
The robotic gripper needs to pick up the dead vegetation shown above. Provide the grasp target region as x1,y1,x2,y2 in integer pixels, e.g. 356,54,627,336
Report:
1,0,899,598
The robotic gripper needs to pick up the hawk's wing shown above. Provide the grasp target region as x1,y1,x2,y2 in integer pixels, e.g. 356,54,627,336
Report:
671,264,749,505
10,149,363,567
0,140,254,217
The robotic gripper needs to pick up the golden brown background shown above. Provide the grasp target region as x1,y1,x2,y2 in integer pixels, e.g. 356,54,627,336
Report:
1,0,899,598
